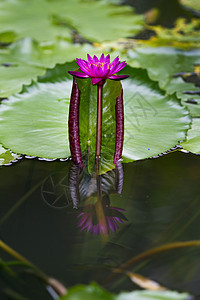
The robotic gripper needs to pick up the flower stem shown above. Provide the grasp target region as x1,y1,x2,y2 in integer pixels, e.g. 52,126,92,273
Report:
96,82,103,162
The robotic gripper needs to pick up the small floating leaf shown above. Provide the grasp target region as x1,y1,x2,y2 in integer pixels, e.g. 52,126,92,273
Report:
181,118,200,154
0,144,19,166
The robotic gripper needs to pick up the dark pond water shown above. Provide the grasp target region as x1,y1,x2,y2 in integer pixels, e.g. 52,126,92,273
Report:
0,151,200,299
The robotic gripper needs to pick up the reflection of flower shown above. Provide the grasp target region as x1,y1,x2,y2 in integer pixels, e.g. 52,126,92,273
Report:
68,54,129,85
77,204,127,235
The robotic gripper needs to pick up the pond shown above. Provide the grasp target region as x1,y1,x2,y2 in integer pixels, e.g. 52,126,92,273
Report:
0,151,200,299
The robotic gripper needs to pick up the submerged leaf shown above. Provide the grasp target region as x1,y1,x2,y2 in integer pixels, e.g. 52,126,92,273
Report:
58,282,191,300
124,271,166,291
116,290,191,300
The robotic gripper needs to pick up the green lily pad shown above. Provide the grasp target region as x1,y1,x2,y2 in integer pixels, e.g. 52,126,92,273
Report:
122,67,190,161
127,47,200,116
0,38,97,97
0,63,190,172
181,118,200,154
0,144,19,166
0,0,144,44
50,0,144,43
0,0,71,43
0,63,76,159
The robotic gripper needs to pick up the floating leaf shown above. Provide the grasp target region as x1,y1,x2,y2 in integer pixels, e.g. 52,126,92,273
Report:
127,47,200,116
0,63,76,159
0,144,19,166
181,118,200,154
0,64,191,172
0,38,97,97
0,0,144,44
0,0,71,42
50,0,144,43
122,67,190,161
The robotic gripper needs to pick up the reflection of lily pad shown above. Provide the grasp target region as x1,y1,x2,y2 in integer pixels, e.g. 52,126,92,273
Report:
0,144,19,166
0,38,96,97
181,118,200,154
0,64,191,171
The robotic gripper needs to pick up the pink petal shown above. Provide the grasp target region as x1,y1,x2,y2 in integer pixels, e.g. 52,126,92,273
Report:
105,54,110,64
107,217,115,232
109,207,126,212
92,77,102,85
114,217,124,224
112,61,127,73
93,55,98,63
76,59,91,75
101,64,109,77
107,74,129,81
95,66,103,77
100,53,105,63
90,64,97,76
87,54,93,63
68,71,89,78
110,56,119,67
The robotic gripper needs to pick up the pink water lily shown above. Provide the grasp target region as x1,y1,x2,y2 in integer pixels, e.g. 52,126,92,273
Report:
68,54,129,85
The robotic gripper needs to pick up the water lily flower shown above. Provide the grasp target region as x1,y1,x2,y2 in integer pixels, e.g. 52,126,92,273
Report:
77,204,127,235
68,54,129,85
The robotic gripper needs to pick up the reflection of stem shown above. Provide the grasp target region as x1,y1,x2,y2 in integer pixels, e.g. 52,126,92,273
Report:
116,163,124,195
96,83,103,162
95,157,109,236
69,162,80,208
